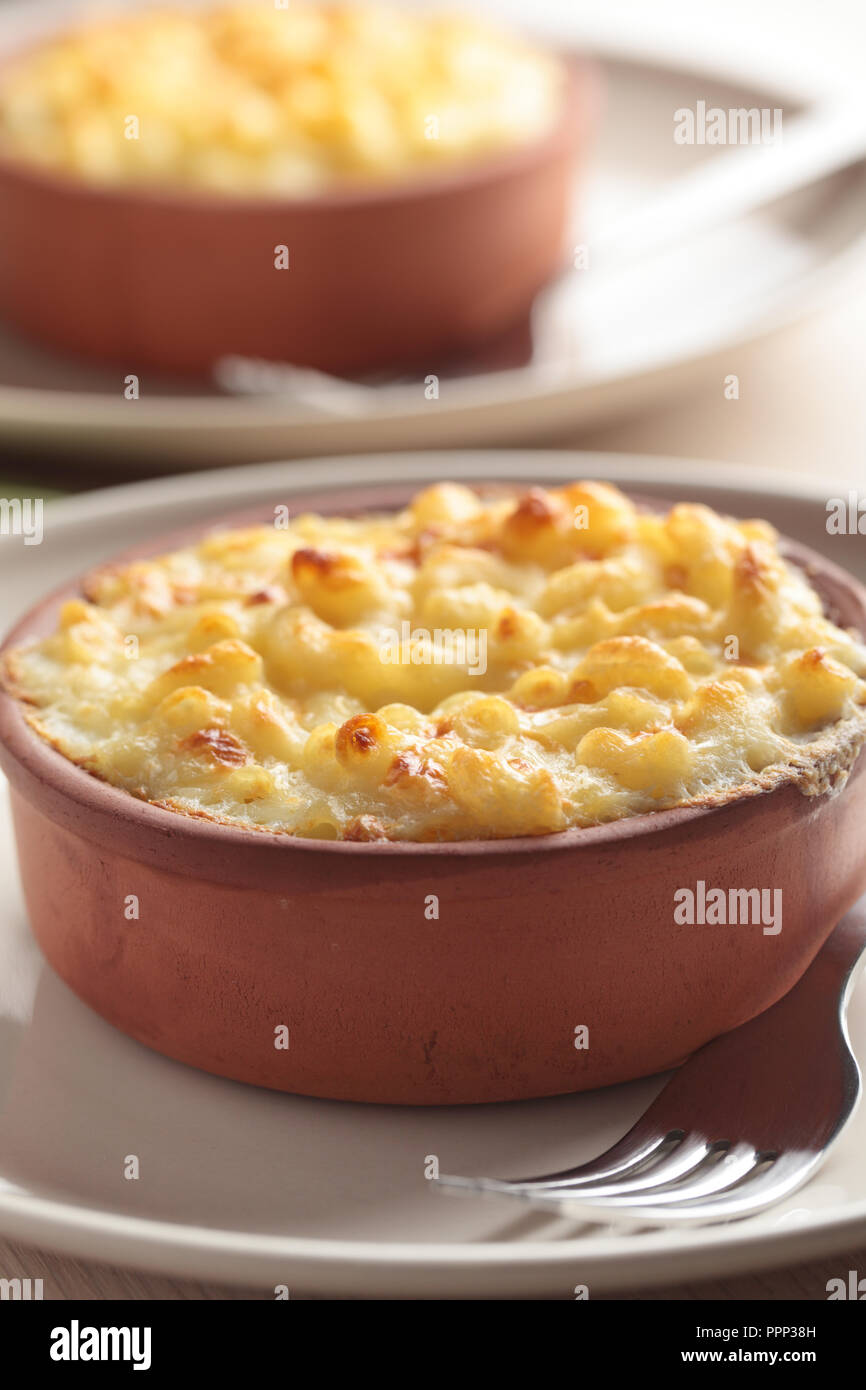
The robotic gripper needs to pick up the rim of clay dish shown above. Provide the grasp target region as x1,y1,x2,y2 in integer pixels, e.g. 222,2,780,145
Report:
1,485,865,860
0,51,594,215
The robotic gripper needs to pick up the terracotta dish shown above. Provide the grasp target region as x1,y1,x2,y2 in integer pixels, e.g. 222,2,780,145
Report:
1,484,865,1105
0,51,592,377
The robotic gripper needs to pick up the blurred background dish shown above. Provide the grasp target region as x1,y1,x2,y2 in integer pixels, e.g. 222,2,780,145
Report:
0,0,864,475
0,4,592,377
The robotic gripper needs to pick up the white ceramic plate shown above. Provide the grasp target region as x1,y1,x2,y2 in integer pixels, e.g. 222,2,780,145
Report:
0,1,865,466
0,449,865,1299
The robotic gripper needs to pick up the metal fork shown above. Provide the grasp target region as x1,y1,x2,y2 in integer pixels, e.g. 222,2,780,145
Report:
439,902,866,1225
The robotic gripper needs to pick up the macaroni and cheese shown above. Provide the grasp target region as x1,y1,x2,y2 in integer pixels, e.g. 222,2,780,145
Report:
0,4,565,194
4,481,866,841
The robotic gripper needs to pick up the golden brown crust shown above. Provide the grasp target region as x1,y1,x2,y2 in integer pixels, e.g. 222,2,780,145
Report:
4,479,866,842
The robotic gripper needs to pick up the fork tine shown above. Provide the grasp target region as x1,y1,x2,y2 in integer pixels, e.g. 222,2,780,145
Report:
439,1135,731,1203
597,1141,762,1204
437,1126,690,1199
436,1132,672,1199
487,1150,814,1226
494,1133,712,1194
625,1150,820,1224
494,1129,682,1189
507,1141,761,1205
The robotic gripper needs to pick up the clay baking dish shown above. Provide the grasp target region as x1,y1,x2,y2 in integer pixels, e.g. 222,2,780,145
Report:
1,483,865,1106
0,57,593,377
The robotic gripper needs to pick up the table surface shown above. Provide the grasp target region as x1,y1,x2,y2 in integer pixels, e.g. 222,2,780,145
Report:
1,0,865,1301
2,1236,866,1301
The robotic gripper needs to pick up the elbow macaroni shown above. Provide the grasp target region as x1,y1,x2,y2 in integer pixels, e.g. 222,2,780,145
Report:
0,4,566,195
4,480,866,841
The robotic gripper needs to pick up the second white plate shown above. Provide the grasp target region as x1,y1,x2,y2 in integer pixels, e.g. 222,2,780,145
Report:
0,2,865,466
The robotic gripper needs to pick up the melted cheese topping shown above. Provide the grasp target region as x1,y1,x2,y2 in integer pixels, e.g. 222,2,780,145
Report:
5,481,866,841
0,4,564,195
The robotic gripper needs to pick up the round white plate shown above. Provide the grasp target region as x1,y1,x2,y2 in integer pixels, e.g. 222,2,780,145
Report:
0,1,865,466
1,449,865,1298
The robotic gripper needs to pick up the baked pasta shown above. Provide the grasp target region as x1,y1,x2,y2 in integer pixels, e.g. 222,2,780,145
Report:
4,481,866,841
0,3,565,195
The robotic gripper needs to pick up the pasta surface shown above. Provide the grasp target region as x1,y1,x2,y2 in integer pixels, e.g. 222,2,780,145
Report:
0,4,564,194
5,480,866,841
